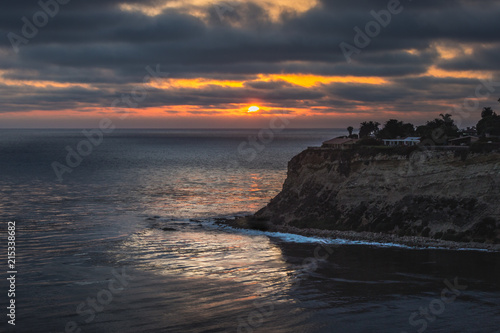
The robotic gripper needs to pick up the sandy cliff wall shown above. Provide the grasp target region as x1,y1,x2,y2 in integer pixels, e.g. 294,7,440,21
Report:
255,148,500,243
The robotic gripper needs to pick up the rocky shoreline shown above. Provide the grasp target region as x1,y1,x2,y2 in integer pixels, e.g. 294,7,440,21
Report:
214,216,500,251
214,148,500,251
249,148,499,247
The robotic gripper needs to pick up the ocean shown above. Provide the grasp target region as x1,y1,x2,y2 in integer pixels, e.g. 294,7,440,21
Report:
0,129,499,333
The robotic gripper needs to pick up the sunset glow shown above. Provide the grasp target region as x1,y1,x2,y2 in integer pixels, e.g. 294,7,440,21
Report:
1,0,499,128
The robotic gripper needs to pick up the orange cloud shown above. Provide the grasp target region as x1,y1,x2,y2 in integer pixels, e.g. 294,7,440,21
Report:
0,76,95,90
148,74,388,91
148,78,245,90
425,66,491,80
258,74,388,87
119,0,319,22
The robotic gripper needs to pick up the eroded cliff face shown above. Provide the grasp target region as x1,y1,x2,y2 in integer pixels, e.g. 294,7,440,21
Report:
255,148,500,243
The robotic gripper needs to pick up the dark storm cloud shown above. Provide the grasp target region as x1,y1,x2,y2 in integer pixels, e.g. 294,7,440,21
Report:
437,43,500,71
1,10,206,46
391,76,480,92
326,74,490,105
1,0,500,113
0,0,159,15
327,82,413,103
0,82,115,112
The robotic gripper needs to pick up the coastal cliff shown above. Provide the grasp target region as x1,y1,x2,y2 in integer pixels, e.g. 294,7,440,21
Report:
254,147,500,244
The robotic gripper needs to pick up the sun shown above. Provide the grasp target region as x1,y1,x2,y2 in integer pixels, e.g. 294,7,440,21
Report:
248,106,260,112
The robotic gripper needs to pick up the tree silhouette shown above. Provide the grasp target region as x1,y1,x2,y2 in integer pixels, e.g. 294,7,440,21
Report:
377,119,415,139
477,106,500,136
481,107,495,118
347,126,354,137
359,121,380,138
439,113,453,124
416,114,459,144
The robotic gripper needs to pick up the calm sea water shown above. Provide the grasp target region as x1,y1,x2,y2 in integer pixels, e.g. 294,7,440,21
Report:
0,129,499,333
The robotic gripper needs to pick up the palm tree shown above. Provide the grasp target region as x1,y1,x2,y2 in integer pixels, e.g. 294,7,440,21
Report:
481,107,494,118
439,113,453,124
347,126,354,137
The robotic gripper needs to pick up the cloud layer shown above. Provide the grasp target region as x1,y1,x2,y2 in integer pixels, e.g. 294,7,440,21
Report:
1,0,500,127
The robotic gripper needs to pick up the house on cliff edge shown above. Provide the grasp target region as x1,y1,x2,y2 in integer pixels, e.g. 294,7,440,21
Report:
322,137,358,149
382,137,420,146
448,136,479,146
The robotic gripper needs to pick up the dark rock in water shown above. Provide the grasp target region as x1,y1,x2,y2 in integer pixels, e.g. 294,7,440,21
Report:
146,217,156,221
153,216,161,219
247,217,270,231
162,227,177,231
189,219,202,222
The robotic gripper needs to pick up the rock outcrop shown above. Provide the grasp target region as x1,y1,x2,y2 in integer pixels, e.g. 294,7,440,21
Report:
255,147,500,243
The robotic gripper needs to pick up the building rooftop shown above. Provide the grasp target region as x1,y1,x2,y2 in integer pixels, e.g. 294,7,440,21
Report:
382,137,421,141
322,137,356,145
449,136,479,142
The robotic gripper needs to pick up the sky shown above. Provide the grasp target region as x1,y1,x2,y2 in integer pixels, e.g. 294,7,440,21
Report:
1,0,500,128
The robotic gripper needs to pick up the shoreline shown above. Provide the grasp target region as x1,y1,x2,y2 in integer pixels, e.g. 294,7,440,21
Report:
214,216,500,251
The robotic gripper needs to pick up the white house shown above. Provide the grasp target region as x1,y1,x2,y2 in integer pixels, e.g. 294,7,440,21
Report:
382,137,420,146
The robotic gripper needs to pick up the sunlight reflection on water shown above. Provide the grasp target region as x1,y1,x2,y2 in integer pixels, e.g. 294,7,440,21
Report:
115,221,295,293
